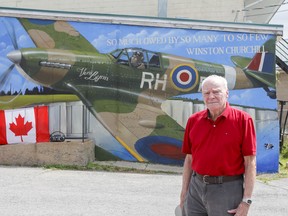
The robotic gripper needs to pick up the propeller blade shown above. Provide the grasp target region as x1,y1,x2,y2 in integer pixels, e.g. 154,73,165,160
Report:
0,64,15,86
1,18,19,50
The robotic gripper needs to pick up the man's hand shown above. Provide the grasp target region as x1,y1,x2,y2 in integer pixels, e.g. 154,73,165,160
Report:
227,202,250,216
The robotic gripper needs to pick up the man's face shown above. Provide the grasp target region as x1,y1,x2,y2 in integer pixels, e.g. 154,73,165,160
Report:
202,80,228,112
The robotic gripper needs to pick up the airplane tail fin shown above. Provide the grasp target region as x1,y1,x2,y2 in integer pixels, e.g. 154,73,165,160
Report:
244,49,276,96
230,40,276,89
246,50,274,74
231,38,276,74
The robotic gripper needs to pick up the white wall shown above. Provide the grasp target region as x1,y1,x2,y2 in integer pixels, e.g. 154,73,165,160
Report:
167,0,244,22
0,0,244,22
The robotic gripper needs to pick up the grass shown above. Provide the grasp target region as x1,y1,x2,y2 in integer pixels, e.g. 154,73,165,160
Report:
43,162,178,175
0,94,79,109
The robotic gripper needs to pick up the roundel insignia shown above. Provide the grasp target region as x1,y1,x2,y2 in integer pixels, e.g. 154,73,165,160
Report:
170,64,198,92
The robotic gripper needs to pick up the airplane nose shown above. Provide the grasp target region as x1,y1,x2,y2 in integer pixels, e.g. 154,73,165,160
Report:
7,50,22,64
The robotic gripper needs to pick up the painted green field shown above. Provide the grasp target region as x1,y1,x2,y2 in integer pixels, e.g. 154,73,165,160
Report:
0,94,80,109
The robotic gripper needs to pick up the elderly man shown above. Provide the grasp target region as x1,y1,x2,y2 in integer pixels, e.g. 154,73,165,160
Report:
180,75,256,216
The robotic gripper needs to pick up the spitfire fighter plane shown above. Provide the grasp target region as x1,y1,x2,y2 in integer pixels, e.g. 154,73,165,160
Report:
4,18,276,164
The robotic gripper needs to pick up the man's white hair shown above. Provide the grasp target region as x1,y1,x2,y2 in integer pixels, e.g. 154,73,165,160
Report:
202,75,228,90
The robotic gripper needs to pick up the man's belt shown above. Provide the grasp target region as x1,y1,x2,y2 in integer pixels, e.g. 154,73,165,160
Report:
194,172,243,184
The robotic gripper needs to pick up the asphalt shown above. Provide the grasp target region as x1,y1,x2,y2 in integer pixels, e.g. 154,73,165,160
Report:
0,162,287,216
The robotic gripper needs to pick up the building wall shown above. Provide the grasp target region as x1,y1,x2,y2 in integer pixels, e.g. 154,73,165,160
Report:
0,0,244,22
0,0,281,171
167,0,243,22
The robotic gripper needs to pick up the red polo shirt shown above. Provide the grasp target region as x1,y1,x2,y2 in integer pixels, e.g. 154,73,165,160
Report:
182,103,256,176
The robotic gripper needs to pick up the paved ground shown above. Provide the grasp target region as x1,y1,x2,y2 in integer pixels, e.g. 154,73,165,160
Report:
0,162,287,216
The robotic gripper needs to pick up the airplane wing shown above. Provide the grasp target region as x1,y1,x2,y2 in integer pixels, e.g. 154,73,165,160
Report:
18,18,98,52
243,69,275,88
65,83,185,164
98,102,185,163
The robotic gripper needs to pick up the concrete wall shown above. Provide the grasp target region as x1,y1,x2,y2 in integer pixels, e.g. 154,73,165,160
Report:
0,140,95,166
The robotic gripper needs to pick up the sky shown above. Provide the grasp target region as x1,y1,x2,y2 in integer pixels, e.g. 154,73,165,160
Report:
269,0,288,39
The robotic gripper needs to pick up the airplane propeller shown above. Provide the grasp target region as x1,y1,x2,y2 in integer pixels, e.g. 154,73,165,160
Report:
0,18,23,103
0,63,14,86
1,17,19,50
0,60,23,104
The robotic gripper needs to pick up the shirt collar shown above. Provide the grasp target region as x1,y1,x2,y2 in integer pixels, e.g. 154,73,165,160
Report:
203,102,230,119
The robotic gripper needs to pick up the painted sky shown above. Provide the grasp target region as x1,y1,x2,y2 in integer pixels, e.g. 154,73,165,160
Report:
0,17,36,94
71,21,273,66
0,17,278,109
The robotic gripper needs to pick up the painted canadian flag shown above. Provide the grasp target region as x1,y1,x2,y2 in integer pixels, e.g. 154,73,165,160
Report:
0,106,50,145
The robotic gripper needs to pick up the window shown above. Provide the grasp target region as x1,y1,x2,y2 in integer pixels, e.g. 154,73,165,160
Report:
148,53,160,68
116,50,129,66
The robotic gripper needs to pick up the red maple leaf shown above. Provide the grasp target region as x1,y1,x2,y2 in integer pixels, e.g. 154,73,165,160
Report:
9,114,33,142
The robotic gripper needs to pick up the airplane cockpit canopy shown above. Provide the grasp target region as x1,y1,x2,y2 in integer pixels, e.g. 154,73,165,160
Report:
110,48,161,69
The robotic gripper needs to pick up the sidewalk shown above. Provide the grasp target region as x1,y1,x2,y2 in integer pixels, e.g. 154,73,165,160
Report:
96,161,288,215
0,164,287,216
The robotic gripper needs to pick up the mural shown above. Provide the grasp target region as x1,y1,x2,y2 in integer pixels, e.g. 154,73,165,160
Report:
0,16,279,172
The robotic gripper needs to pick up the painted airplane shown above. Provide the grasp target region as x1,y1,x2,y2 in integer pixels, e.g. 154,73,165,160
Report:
3,17,276,164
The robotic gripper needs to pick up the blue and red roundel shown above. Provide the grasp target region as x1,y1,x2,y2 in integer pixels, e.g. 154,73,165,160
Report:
135,136,185,165
170,64,199,92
